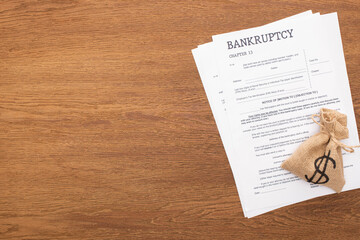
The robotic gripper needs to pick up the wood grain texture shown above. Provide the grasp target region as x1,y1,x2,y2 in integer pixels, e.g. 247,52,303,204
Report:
0,0,359,239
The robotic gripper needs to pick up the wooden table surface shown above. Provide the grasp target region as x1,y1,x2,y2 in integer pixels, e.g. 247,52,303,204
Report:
1,1,360,239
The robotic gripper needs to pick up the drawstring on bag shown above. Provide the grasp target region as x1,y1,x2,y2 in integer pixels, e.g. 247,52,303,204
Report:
311,113,360,153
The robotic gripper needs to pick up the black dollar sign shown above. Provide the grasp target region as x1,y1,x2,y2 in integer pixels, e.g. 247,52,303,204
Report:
305,150,336,184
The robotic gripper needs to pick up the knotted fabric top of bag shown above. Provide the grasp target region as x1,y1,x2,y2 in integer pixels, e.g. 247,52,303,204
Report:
281,108,358,193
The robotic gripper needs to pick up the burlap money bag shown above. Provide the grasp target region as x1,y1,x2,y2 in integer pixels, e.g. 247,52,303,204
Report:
281,108,358,193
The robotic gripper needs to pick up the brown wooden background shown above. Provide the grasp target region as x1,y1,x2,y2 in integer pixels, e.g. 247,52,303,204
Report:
1,0,360,239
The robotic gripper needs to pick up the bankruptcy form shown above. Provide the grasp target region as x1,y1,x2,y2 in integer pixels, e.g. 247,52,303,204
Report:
193,11,314,217
211,13,360,212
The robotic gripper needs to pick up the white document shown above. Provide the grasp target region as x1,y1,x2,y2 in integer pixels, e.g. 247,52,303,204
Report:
193,11,315,217
211,13,360,213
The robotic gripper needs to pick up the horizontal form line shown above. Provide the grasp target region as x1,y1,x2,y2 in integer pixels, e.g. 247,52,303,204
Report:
245,70,306,84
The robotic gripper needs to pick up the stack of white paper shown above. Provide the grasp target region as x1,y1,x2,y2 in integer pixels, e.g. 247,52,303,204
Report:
192,11,360,218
